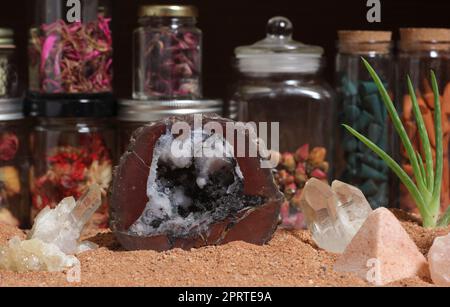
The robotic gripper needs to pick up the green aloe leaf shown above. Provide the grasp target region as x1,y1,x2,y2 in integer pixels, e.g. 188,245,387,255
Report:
431,72,443,208
362,58,427,195
408,77,434,191
416,151,426,184
343,124,425,212
438,206,450,227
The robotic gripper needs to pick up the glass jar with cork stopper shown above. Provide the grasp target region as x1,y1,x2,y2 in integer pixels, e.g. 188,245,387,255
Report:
230,16,336,229
335,30,396,209
398,28,450,214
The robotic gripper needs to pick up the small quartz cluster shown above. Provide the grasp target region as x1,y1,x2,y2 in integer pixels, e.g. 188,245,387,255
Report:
299,178,372,253
274,144,329,229
0,185,101,272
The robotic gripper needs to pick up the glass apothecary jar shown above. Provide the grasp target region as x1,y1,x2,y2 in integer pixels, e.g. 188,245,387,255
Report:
335,31,396,209
118,99,223,156
0,99,30,228
0,28,19,98
29,0,113,96
230,17,336,229
398,28,450,213
28,96,116,228
133,5,202,100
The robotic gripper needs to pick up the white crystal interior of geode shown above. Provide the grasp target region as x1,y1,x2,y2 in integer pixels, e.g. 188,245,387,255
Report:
299,178,373,254
0,185,101,272
128,129,246,237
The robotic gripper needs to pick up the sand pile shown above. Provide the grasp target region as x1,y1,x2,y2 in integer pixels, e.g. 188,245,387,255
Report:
0,210,447,287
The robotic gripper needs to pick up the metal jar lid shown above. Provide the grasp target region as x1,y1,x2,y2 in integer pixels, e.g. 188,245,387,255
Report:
118,99,223,122
138,5,198,18
0,98,24,121
0,28,14,47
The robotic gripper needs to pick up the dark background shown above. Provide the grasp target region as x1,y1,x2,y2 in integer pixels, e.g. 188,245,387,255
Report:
3,0,450,100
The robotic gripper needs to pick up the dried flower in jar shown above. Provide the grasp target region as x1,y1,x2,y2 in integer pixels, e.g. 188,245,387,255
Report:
0,132,18,161
274,144,330,229
31,134,112,227
142,30,201,98
29,15,113,94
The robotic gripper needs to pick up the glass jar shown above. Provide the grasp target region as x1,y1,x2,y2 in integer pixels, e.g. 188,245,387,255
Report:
230,17,336,229
29,0,113,96
0,99,30,228
0,28,19,98
28,97,116,228
118,99,223,156
335,31,396,209
398,28,450,213
133,5,202,100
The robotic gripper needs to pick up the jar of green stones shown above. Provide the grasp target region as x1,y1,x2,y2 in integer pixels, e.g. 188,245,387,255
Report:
335,31,396,209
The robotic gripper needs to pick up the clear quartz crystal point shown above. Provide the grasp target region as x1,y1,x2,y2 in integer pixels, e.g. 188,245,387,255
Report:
299,178,372,253
29,184,102,254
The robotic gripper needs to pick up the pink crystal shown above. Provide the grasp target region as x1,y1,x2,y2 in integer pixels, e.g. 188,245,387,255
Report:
334,208,429,285
428,233,450,286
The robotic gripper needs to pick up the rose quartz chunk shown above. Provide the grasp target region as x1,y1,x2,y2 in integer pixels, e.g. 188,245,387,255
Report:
334,208,428,285
428,233,450,286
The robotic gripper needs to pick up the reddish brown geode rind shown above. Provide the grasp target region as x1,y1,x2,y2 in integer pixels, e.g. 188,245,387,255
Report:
110,114,283,251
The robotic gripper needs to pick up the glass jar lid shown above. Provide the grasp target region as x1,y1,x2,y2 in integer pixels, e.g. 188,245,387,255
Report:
139,5,198,18
0,28,14,47
235,17,323,74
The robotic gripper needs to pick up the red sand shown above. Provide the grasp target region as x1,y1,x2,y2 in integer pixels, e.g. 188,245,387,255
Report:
0,210,448,287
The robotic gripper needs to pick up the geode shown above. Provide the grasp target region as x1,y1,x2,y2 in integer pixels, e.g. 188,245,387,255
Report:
110,114,283,251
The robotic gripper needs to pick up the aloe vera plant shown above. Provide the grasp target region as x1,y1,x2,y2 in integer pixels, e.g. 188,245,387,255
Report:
344,59,450,228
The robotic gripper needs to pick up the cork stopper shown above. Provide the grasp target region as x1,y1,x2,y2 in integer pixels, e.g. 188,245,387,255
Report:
400,28,450,51
338,30,392,54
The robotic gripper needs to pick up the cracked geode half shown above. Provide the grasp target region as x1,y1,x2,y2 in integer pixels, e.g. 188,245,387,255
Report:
110,114,283,251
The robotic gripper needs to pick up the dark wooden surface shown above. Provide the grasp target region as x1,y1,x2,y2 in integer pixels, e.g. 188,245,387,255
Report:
2,0,450,100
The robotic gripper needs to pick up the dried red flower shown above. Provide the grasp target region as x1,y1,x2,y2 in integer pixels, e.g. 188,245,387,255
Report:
0,133,19,161
31,134,112,227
